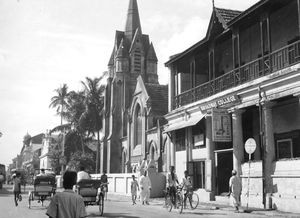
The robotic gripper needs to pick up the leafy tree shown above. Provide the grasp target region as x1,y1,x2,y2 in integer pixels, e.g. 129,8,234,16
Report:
49,84,70,125
80,77,105,173
67,151,95,173
48,135,64,175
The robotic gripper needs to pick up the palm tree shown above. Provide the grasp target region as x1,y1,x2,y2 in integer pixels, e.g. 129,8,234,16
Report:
65,90,87,153
49,84,70,125
80,77,105,173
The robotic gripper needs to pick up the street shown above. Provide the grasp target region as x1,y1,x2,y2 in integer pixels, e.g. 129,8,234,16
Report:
0,185,299,218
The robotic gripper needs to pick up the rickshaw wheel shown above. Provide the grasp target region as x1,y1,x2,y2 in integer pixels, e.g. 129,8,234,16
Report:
98,193,104,216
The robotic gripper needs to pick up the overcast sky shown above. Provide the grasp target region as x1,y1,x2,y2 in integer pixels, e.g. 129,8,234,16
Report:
0,0,259,166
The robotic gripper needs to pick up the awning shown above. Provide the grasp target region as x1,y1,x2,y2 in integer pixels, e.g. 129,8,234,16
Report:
163,113,206,133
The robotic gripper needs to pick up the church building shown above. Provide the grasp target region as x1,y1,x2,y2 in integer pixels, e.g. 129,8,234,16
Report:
101,0,169,182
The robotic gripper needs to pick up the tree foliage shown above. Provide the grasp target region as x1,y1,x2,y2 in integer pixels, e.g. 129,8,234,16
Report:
49,76,105,173
67,151,95,173
49,84,70,125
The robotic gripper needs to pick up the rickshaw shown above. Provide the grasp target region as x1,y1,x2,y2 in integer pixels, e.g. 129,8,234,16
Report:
76,179,107,216
28,169,56,208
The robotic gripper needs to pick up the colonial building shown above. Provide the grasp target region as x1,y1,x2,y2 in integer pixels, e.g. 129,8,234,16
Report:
101,0,168,186
22,133,43,173
165,0,300,212
39,131,59,171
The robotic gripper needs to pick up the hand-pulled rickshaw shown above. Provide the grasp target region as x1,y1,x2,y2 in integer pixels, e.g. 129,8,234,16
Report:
28,169,56,208
76,179,107,216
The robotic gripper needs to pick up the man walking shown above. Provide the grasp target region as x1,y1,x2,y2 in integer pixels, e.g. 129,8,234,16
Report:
139,171,151,205
229,169,242,212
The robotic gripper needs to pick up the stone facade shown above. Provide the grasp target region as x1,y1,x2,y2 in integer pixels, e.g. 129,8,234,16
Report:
101,0,168,182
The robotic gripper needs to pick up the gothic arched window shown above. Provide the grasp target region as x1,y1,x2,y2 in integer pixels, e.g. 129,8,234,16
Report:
135,104,142,146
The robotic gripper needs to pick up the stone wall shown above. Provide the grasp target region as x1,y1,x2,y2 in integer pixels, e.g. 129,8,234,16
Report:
271,159,300,213
91,172,166,198
240,159,300,213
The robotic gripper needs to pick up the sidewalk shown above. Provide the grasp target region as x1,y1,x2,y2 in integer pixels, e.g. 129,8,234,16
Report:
106,192,300,218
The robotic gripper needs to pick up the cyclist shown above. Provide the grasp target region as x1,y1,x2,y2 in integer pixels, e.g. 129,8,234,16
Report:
167,166,179,205
181,170,192,207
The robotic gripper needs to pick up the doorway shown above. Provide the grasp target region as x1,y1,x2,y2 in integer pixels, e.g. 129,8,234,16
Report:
215,149,233,195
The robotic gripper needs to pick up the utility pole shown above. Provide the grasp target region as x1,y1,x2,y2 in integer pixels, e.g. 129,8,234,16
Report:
258,87,266,208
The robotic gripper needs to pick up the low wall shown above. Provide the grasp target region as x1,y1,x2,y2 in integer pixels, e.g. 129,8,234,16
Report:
91,172,166,198
271,159,300,213
240,159,300,213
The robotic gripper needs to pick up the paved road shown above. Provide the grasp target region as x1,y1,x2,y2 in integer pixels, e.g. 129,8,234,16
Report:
0,185,299,218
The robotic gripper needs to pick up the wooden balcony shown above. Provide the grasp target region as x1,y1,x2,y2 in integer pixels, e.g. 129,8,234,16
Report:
173,40,300,109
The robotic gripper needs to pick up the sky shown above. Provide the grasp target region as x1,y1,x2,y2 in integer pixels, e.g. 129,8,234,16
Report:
0,0,259,167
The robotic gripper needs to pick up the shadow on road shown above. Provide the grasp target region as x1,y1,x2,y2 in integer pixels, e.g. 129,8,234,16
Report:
88,212,140,218
184,211,228,216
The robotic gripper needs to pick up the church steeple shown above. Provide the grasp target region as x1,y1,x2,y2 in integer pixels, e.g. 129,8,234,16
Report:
125,0,142,42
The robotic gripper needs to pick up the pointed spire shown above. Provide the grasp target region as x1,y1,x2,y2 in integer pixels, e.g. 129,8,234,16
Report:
129,28,142,53
125,0,142,42
116,39,126,58
146,42,157,62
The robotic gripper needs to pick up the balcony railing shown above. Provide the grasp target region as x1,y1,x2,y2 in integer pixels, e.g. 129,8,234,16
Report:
173,40,300,109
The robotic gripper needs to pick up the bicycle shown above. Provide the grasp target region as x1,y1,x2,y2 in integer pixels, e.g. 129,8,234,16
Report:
164,186,183,214
183,189,199,210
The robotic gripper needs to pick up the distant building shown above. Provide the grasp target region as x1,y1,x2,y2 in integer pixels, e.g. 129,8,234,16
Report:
39,131,59,171
22,133,44,173
165,0,300,213
102,0,169,180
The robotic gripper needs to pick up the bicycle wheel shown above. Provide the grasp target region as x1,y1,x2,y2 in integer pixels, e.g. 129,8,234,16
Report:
98,193,104,216
164,193,172,212
189,192,199,209
175,193,183,214
18,194,22,202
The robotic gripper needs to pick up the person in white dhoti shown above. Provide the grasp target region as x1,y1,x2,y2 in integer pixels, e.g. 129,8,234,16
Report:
229,170,242,212
139,171,151,205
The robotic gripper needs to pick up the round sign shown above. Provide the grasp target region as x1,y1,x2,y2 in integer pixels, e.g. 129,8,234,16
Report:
245,138,257,154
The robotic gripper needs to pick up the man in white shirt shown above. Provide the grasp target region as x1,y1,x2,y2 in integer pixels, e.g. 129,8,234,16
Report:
229,169,242,212
139,171,152,205
77,166,90,183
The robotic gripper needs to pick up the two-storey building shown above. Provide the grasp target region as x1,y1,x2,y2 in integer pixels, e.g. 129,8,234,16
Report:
165,0,300,212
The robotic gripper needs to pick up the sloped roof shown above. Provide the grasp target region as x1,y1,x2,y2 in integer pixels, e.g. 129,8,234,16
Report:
146,43,158,61
215,7,242,27
30,133,44,144
165,7,242,66
145,83,168,116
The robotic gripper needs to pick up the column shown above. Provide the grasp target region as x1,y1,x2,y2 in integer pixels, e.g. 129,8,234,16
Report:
231,109,245,176
168,66,175,111
186,127,193,163
263,102,276,194
170,133,176,167
297,0,300,37
126,113,132,173
166,136,171,171
141,107,147,159
205,113,215,200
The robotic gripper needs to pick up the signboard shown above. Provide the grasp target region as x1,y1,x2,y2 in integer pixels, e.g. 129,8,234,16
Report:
212,109,232,142
200,95,240,112
193,134,204,147
245,138,257,154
